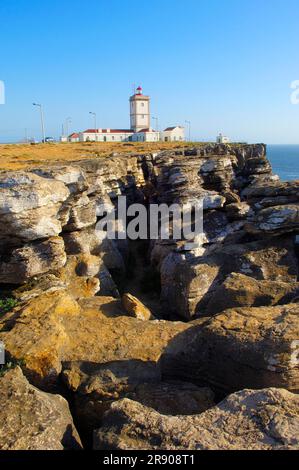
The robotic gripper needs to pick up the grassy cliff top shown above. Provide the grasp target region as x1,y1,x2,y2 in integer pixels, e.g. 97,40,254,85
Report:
0,141,199,171
0,141,252,171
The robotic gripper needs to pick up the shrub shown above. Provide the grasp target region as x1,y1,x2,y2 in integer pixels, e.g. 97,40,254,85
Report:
0,297,18,316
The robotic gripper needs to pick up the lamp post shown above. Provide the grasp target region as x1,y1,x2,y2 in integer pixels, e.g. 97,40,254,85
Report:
152,116,159,131
185,120,191,142
152,117,160,141
33,103,46,143
65,117,72,140
89,112,97,142
89,111,97,130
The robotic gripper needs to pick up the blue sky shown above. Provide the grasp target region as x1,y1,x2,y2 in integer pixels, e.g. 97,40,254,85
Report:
0,0,298,143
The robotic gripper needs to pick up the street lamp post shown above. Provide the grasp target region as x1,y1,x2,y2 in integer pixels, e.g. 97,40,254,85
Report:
89,112,97,142
89,111,97,135
65,117,72,140
152,117,160,141
33,103,46,143
185,120,191,142
152,116,159,131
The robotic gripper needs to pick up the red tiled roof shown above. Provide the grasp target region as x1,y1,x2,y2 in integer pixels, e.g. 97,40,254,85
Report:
103,129,133,134
83,129,133,134
69,133,79,138
164,126,178,131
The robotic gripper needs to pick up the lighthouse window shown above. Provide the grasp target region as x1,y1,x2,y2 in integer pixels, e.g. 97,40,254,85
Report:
141,102,144,107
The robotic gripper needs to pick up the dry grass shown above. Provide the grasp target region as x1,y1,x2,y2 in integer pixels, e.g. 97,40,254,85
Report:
0,141,199,171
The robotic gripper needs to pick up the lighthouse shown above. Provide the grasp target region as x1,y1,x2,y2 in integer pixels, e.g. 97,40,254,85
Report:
129,86,150,132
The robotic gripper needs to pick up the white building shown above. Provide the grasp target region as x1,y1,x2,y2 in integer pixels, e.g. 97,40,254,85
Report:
79,128,134,142
162,126,185,142
132,128,160,142
216,133,230,144
68,133,80,142
72,87,185,143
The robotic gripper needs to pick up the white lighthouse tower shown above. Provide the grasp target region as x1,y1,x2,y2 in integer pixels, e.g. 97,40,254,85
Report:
129,86,150,132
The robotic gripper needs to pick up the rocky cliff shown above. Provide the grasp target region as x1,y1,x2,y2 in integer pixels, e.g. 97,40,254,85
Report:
0,143,298,450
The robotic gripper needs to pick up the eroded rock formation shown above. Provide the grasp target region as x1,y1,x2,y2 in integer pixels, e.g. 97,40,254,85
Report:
94,388,299,450
0,367,82,450
0,143,298,450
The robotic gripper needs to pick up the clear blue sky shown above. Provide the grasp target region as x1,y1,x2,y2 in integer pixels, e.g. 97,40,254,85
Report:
0,0,298,143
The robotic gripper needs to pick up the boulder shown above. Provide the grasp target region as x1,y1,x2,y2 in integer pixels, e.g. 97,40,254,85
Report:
62,360,214,438
162,304,299,393
160,251,220,320
61,194,97,232
122,293,153,321
160,237,298,320
204,272,299,315
0,171,69,246
0,367,82,450
61,359,161,435
94,388,299,450
0,237,67,284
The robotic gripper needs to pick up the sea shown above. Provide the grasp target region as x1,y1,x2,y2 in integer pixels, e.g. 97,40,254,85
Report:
267,145,299,181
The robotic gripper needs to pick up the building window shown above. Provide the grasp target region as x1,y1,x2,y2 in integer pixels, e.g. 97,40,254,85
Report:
112,136,115,141
141,102,144,107
142,115,145,119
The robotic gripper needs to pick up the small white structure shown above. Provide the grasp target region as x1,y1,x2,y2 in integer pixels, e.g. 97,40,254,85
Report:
162,126,185,142
68,133,80,143
216,133,230,144
132,128,160,142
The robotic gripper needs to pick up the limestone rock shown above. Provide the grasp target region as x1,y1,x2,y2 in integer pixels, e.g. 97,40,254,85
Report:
94,388,299,450
127,381,215,416
0,367,82,450
63,227,126,276
246,204,299,235
32,165,88,194
122,293,153,320
160,251,220,320
0,290,191,388
205,272,299,315
160,237,298,320
0,237,66,284
225,202,251,220
61,194,97,232
0,171,69,246
243,180,299,206
62,361,214,437
62,359,161,434
163,304,299,393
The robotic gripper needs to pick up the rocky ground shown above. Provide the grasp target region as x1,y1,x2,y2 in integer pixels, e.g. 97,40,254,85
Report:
0,143,298,450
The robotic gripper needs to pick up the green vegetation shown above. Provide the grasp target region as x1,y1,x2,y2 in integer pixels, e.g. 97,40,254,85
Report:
0,297,18,316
